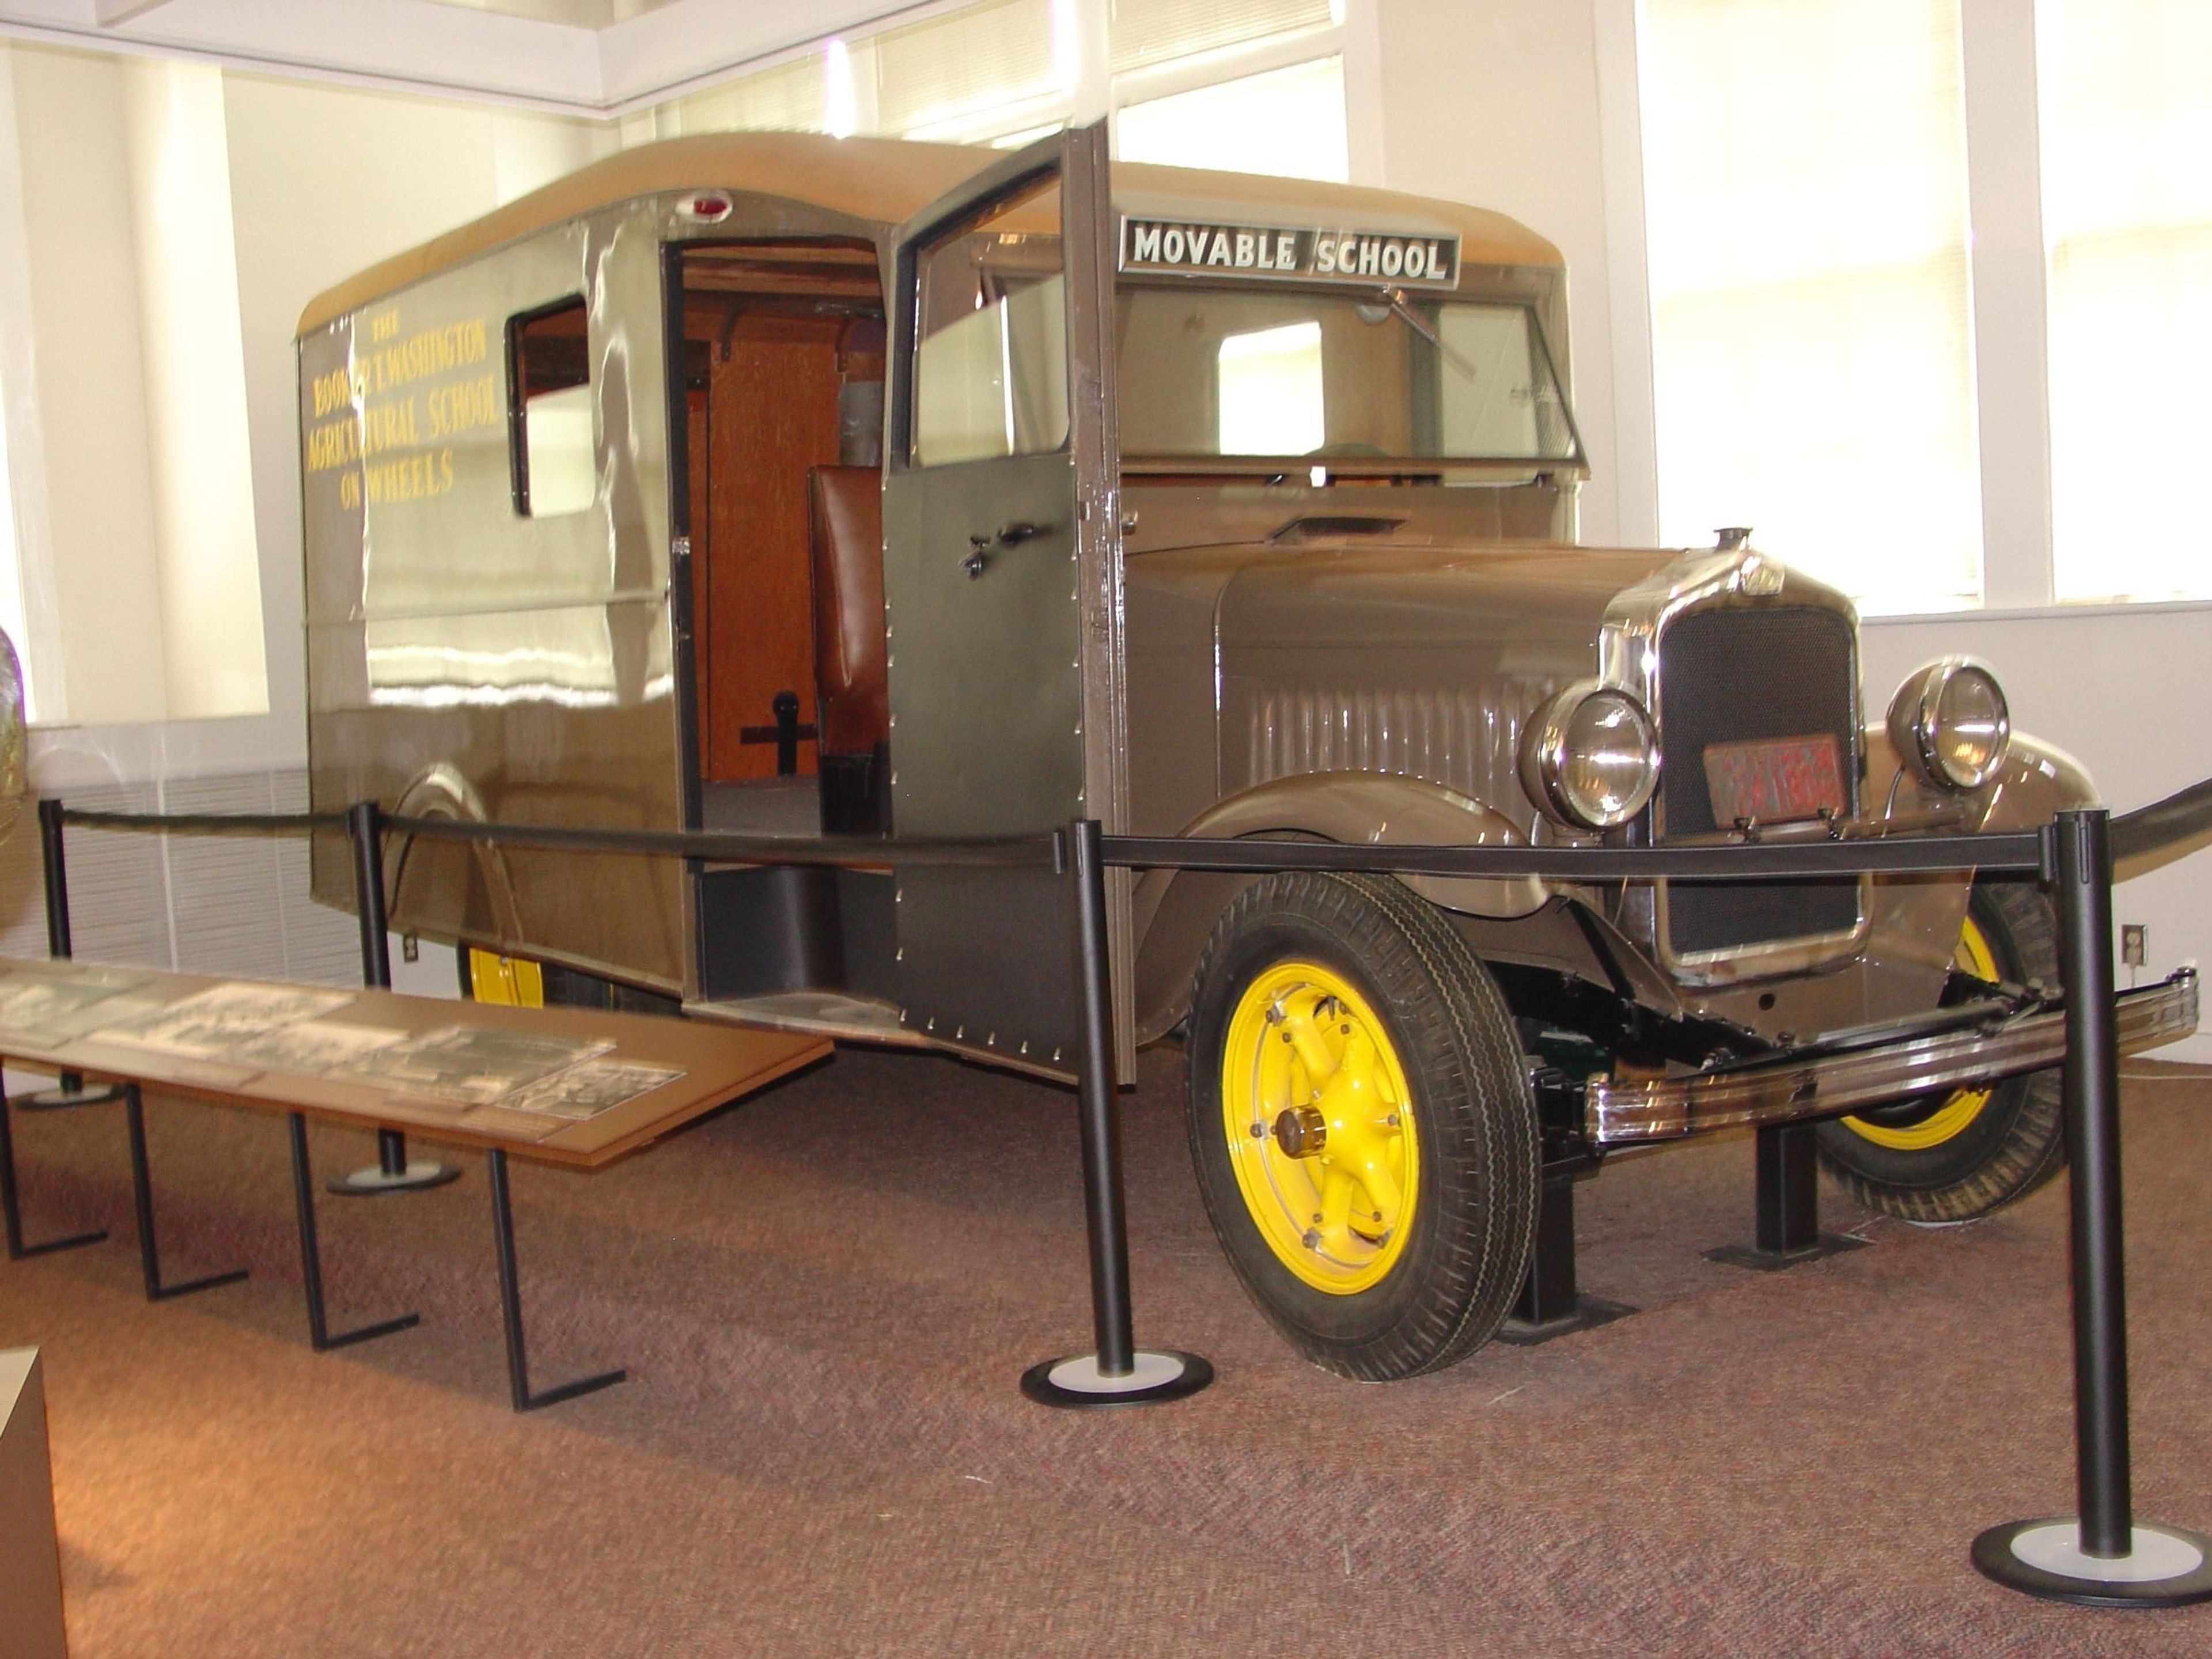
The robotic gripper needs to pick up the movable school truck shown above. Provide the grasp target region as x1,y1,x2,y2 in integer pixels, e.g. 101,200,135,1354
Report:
298,124,2195,1381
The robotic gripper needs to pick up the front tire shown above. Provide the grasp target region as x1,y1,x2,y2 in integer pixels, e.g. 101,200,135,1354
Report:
1816,880,2066,1222
1184,872,1539,1380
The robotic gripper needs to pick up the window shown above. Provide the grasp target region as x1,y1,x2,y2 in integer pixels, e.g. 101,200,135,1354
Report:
873,0,1060,141
1115,56,1347,183
1641,0,1981,614
0,405,32,722
1119,289,1578,465
661,53,827,135
1106,0,1335,76
910,180,1069,467
2039,0,2212,601
635,0,1352,187
1218,323,1323,454
507,298,594,517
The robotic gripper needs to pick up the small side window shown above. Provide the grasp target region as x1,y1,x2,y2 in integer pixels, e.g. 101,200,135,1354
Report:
507,298,594,517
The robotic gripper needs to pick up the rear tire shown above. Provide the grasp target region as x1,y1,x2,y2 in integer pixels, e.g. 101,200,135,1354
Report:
1815,880,2066,1222
1184,872,1539,1380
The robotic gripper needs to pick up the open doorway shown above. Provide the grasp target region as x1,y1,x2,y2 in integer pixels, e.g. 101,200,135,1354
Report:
675,238,889,840
671,237,904,1023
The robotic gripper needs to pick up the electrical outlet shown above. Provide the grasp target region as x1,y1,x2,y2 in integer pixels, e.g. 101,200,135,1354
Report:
402,933,420,964
2122,924,2147,968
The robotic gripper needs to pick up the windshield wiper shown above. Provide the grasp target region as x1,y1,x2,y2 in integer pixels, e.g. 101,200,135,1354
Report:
1377,285,1482,381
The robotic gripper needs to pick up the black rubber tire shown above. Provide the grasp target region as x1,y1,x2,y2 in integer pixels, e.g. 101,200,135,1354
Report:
1184,871,1540,1381
1815,880,2066,1222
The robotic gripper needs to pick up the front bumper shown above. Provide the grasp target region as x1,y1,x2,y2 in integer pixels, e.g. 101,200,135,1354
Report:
1588,968,2199,1145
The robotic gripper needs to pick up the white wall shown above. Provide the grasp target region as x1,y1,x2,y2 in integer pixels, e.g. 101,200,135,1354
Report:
1366,0,2212,1056
1361,0,1651,548
1863,606,2212,1058
2,45,612,793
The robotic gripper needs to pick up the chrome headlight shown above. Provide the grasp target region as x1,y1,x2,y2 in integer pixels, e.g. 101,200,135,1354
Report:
1518,681,1660,831
1887,657,2010,791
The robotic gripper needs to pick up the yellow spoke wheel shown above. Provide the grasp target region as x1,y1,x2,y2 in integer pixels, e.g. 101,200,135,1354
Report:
1186,870,1540,1380
1838,909,2002,1152
1814,880,2069,1225
1220,961,1418,1295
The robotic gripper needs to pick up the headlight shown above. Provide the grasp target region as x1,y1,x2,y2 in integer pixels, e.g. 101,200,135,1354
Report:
1518,681,1659,831
1886,657,2010,791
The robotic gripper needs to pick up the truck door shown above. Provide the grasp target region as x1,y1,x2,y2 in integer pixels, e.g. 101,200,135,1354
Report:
883,122,1127,1077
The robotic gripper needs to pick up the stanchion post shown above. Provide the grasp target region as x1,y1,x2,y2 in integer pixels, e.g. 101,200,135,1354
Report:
1973,808,2212,1605
12,798,124,1111
1019,819,1212,1408
325,800,458,1196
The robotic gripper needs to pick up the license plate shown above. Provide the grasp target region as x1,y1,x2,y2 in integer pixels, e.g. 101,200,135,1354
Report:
1703,735,1845,827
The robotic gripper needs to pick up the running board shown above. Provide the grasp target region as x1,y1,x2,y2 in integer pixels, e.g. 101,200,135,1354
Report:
684,991,929,1048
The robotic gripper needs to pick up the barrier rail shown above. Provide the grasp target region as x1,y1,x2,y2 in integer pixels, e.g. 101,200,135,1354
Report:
17,771,2212,1605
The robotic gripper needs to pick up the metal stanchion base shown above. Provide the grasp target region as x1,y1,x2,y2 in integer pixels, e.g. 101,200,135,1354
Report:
13,1083,127,1112
1703,1233,1868,1272
1973,1520,2212,1607
1496,1296,1636,1347
1020,1350,1214,1409
326,1160,462,1196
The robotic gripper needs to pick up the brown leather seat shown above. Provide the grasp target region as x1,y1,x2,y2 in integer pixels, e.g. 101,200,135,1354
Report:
808,465,888,756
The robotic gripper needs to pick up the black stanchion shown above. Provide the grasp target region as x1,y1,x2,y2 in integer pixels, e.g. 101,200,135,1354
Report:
327,800,458,1196
1020,819,1212,1408
11,798,124,1112
1973,809,2212,1605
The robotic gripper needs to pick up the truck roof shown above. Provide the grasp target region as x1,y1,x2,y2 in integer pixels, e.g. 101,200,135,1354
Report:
296,130,1563,336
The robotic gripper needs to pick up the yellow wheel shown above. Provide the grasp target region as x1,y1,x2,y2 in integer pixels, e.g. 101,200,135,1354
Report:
1816,881,2068,1222
1185,870,1539,1381
1219,961,1419,1295
1835,911,2001,1152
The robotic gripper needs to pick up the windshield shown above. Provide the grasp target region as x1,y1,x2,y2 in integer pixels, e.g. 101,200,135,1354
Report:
1115,286,1581,468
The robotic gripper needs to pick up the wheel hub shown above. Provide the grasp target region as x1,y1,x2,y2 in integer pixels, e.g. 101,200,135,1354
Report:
1221,961,1418,1294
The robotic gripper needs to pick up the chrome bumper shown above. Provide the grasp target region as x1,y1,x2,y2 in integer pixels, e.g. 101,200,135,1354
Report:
1588,969,2199,1145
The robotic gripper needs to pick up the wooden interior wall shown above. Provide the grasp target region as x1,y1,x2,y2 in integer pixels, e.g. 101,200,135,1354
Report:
695,309,844,783
685,376,712,768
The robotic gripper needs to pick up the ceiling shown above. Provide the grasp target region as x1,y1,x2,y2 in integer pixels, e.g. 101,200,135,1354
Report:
427,0,684,26
0,0,915,114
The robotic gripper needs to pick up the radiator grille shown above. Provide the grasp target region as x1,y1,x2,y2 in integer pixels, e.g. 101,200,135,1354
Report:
1658,606,1860,958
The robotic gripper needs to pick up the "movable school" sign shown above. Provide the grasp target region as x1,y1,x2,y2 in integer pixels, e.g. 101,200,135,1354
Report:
1118,218,1461,289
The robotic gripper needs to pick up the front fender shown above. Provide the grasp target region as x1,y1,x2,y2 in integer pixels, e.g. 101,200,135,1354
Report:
1975,732,2099,829
1130,772,1547,1044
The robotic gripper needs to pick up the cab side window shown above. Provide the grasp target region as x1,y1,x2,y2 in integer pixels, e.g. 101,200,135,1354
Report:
909,178,1067,467
507,298,594,516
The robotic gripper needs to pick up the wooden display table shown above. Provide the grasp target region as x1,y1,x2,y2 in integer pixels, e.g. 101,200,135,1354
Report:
0,957,828,1409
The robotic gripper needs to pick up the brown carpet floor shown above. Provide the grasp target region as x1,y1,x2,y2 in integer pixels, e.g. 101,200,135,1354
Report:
4,1044,2211,1656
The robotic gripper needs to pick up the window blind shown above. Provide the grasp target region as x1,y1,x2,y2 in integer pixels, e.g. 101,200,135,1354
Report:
2039,0,2212,602
664,54,827,135
1108,0,1335,78
1642,0,1982,613
872,0,1060,139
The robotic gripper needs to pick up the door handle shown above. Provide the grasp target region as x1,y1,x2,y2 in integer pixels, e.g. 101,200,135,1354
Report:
962,521,1051,578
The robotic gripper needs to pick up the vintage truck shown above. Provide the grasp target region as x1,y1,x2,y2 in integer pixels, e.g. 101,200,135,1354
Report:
297,124,2195,1382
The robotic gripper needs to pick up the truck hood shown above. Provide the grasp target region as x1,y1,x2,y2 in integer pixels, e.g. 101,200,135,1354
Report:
1151,536,1694,831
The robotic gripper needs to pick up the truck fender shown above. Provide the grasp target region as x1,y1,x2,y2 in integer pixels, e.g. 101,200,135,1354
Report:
1974,732,2099,830
1130,772,1546,1044
388,763,525,944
